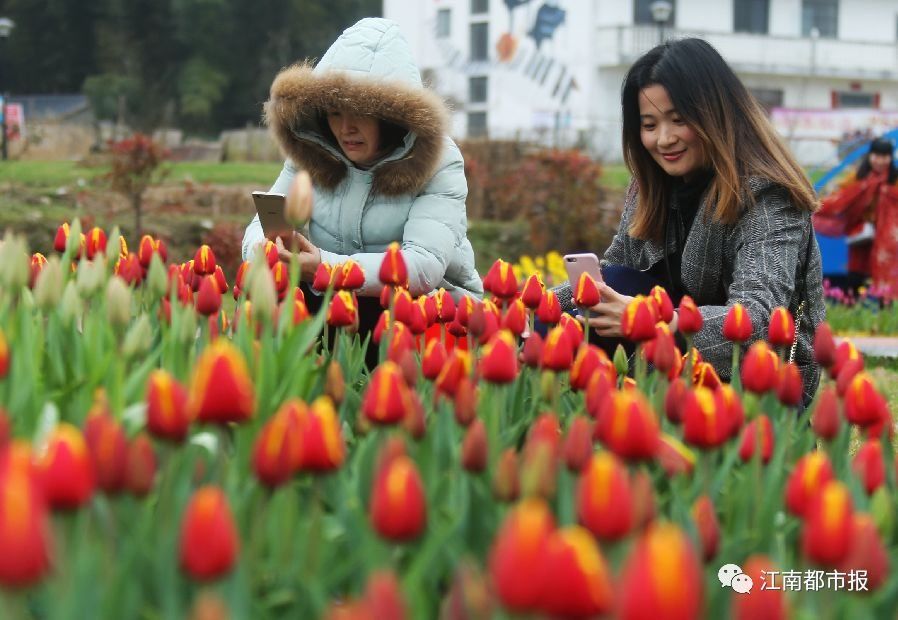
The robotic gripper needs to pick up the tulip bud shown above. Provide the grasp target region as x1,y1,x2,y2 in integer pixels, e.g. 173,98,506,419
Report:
38,423,95,509
500,298,527,336
541,326,574,371
370,451,427,542
435,349,472,400
785,452,835,518
297,396,345,472
34,256,64,311
541,526,614,617
0,467,52,587
105,276,132,328
844,372,889,427
740,341,779,394
325,361,345,406
801,480,853,566
247,262,277,322
379,242,408,288
421,339,448,381
691,495,720,562
767,306,795,347
195,275,223,317
59,281,82,326
461,419,488,473
621,295,659,342
776,361,804,407
83,405,128,494
594,390,660,461
811,385,841,440
362,361,415,426
75,256,105,298
677,295,703,334
125,433,157,497
853,440,886,496
573,272,601,308
483,259,518,299
536,290,561,325
0,232,30,290
813,322,836,370
521,332,543,368
577,451,633,540
453,377,478,427
187,339,255,425
145,369,191,442
123,314,153,359
333,259,365,291
520,273,544,309
738,415,774,464
252,408,300,488
492,448,519,502
285,169,313,227
479,330,519,384
562,416,593,472
179,486,239,581
723,303,753,342
682,387,729,449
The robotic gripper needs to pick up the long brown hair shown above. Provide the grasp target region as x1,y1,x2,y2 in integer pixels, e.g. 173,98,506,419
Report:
622,38,817,242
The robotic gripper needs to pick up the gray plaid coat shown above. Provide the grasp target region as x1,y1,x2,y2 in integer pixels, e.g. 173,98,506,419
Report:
559,177,825,402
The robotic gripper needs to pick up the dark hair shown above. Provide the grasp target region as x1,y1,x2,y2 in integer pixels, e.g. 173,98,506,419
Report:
856,138,898,184
379,120,408,155
621,38,817,241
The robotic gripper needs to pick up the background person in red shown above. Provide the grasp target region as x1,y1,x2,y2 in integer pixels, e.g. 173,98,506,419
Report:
814,138,898,296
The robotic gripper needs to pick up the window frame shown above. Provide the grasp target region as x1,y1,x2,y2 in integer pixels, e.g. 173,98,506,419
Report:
733,0,769,34
801,0,838,39
436,8,451,38
470,22,489,62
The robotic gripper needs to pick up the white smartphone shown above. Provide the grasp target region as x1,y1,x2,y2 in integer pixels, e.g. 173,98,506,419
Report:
251,191,292,239
563,253,604,286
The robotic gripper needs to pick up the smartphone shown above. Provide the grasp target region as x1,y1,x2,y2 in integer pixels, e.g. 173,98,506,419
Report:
252,192,292,239
563,253,604,287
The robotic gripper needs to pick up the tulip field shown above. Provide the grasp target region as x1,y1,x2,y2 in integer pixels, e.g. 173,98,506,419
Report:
1,220,898,619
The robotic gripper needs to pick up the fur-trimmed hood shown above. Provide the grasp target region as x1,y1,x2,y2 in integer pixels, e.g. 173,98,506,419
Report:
264,18,449,197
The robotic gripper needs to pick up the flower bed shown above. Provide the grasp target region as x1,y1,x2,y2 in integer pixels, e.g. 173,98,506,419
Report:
0,222,896,618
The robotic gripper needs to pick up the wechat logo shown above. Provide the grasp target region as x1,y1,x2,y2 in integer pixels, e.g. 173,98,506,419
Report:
718,563,753,594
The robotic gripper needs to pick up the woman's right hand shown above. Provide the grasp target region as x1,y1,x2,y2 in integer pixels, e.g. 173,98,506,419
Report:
578,282,634,337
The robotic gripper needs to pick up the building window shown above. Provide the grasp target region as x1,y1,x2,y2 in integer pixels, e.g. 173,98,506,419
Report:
469,76,488,103
634,0,676,25
471,0,488,15
832,91,878,109
470,22,489,61
749,88,783,113
802,0,838,38
436,9,451,38
468,112,488,137
734,0,769,34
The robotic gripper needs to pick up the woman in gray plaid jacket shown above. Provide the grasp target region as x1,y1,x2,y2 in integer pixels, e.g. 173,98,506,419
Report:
561,38,825,404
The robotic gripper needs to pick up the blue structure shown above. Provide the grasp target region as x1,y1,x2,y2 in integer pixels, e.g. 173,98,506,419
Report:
813,127,898,275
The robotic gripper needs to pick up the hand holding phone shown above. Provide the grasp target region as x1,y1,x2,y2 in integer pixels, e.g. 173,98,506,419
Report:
563,253,603,288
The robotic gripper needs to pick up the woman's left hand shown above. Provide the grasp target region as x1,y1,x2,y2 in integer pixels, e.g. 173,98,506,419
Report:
275,232,321,281
578,282,634,337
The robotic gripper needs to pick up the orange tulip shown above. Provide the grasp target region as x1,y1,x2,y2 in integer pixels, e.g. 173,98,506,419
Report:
692,495,720,562
594,390,660,461
520,273,544,309
738,415,774,464
38,423,95,509
573,272,601,308
370,451,427,542
811,385,841,441
421,339,448,381
179,486,239,581
125,433,157,497
461,419,488,473
540,526,614,617
483,259,518,299
577,451,633,540
740,340,779,394
252,408,300,488
801,480,853,566
844,372,889,427
29,252,48,289
333,259,365,290
297,396,345,472
785,452,834,518
731,555,787,620
852,439,886,495
541,325,574,371
767,306,795,347
723,303,752,342
536,290,562,325
776,361,804,406
479,330,519,384
618,522,703,620
193,244,217,275
85,226,108,260
188,339,255,425
83,407,128,494
682,387,729,449
621,295,659,342
488,498,554,612
146,369,191,442
676,295,703,334
569,345,611,392
362,361,416,425
0,466,52,587
649,285,674,323
500,298,527,336
327,290,358,328
562,416,593,472
434,349,472,399
379,242,408,287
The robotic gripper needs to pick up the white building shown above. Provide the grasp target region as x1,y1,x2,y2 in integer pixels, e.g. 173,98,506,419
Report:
382,0,898,164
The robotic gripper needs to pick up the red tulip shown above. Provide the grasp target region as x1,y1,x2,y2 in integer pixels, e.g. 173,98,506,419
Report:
453,377,478,427
138,235,160,268
115,252,144,285
569,345,611,392
649,285,674,323
0,466,52,587
656,433,696,477
125,433,157,497
145,369,191,442
420,295,438,327
85,227,107,260
767,306,794,347
38,423,95,509
562,416,593,472
573,272,601,308
844,372,889,427
520,273,544,309
461,419,487,473
716,384,745,438
479,330,519,384
813,321,836,369
594,390,660,461
692,361,722,390
252,408,300,488
731,555,787,620
187,339,255,425
740,341,779,394
691,495,720,562
193,244,216,275
484,259,518,299
195,275,223,316
364,570,409,620
435,349,472,399
676,295,703,334
492,448,520,502
333,259,365,290
618,522,703,620
179,486,239,581
663,377,689,424
297,396,345,472
577,451,633,540
83,407,128,494
29,252,48,289
362,361,415,425
500,298,528,336
540,526,614,617
284,298,310,326
785,451,835,518
836,357,865,397
327,291,358,328
558,313,584,350
738,415,774,464
421,339,448,381
831,340,862,379
621,295,659,342
838,514,889,591
682,387,729,449
370,450,427,541
53,222,70,253
312,262,334,292
379,242,408,287
723,303,752,342
541,326,574,371
489,498,554,612
852,440,886,495
776,361,804,406
270,261,289,299
536,290,562,325
811,385,841,441
521,332,543,368
801,480,853,566
434,288,456,323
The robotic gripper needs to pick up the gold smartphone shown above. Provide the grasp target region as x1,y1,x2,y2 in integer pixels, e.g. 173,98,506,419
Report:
252,191,292,239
